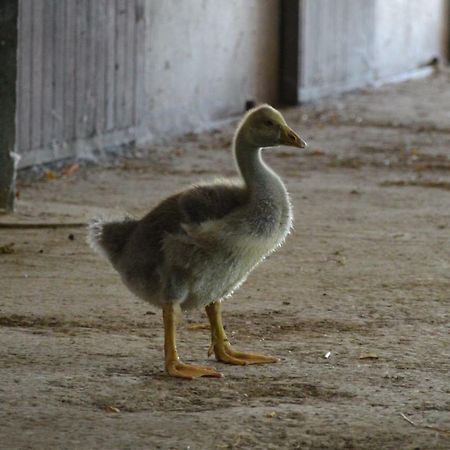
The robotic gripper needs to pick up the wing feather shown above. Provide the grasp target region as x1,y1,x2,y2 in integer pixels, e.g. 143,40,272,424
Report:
178,183,247,225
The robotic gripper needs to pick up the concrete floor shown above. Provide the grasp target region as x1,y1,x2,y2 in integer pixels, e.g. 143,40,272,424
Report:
1,71,450,449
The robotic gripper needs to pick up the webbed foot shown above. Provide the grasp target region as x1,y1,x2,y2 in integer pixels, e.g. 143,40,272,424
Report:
163,304,223,380
205,301,279,366
209,340,279,365
166,358,223,379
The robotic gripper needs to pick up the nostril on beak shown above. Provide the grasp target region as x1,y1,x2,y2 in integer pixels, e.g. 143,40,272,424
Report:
288,132,296,141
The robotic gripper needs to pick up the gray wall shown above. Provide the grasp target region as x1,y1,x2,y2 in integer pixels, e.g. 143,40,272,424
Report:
141,0,279,138
299,0,448,101
17,0,147,167
300,0,376,101
16,0,449,167
373,0,448,80
17,0,279,168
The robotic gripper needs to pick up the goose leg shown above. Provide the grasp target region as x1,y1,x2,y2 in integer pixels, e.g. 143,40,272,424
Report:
205,301,279,365
163,304,222,379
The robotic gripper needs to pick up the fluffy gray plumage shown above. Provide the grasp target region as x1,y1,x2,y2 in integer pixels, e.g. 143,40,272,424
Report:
88,105,306,310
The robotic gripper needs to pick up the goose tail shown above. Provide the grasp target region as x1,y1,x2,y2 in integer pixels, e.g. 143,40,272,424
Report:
87,216,137,263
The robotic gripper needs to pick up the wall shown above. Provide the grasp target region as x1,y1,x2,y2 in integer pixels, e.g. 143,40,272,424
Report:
299,0,376,101
16,0,449,166
373,0,447,81
141,0,279,138
16,0,280,168
17,0,147,167
298,0,448,101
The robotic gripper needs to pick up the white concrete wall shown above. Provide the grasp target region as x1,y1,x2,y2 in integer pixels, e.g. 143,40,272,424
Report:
141,0,279,139
373,0,447,80
299,0,448,101
300,0,376,101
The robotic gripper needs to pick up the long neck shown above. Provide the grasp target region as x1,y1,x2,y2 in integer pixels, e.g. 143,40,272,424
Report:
234,134,286,201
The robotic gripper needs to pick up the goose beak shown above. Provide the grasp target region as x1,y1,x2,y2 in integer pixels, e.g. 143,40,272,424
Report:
280,125,307,149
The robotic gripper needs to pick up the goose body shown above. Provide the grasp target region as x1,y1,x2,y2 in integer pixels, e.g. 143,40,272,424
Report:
88,105,306,378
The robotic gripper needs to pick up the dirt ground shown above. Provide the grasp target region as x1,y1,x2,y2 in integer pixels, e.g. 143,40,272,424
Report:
1,71,450,450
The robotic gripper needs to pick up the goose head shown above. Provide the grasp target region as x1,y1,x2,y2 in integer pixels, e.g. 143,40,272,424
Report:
237,104,307,150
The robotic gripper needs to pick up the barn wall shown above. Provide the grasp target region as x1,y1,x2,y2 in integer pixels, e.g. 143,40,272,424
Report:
299,0,448,101
16,0,448,166
141,0,279,137
17,0,147,167
16,0,279,168
299,0,376,101
373,0,447,80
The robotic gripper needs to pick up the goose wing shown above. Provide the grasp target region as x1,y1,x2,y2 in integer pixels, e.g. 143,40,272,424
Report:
178,183,246,225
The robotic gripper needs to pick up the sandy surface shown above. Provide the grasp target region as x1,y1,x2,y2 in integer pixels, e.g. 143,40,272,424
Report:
1,72,450,449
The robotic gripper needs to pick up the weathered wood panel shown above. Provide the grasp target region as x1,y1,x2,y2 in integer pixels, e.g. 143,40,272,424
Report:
133,0,145,127
17,0,145,167
105,1,116,133
52,0,65,154
30,0,44,150
94,0,108,135
41,0,54,148
17,0,32,153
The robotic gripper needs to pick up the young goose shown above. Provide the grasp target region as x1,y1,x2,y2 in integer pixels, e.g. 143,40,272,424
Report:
88,105,306,379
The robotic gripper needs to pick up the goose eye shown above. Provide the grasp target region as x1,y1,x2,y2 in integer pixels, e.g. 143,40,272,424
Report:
264,120,274,127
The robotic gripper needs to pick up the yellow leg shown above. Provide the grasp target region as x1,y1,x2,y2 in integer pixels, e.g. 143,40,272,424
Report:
163,304,222,379
205,301,279,365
